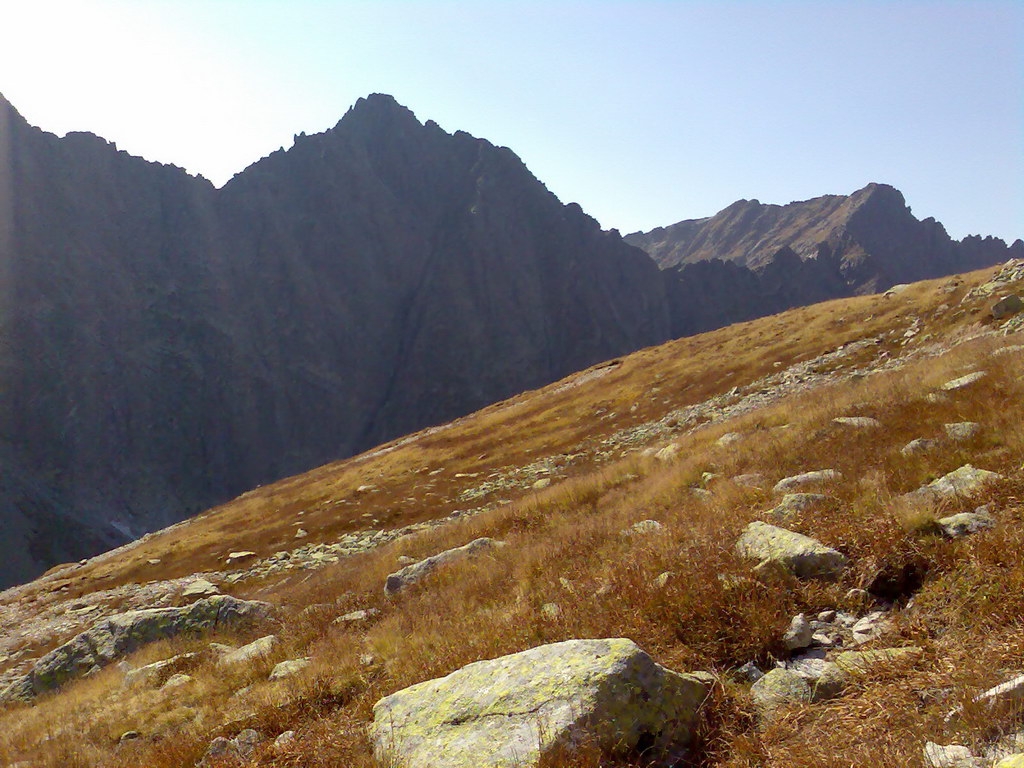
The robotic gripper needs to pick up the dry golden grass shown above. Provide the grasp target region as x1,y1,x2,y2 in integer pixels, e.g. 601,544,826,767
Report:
2,262,1024,767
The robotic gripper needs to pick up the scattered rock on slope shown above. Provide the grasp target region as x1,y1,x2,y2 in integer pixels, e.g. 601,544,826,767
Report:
369,638,712,768
384,538,505,595
773,469,842,494
909,465,1004,500
736,521,848,580
1,595,274,701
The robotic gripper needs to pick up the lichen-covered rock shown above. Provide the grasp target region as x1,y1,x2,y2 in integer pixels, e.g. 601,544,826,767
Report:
369,638,711,768
733,473,767,489
923,741,980,768
771,493,834,519
833,416,881,428
944,422,982,441
995,755,1024,768
941,371,987,391
384,538,505,595
814,647,923,700
750,668,812,718
1,595,274,701
269,657,310,680
912,465,1004,500
902,437,940,456
218,635,279,667
736,521,848,580
773,469,842,494
936,511,995,538
782,614,814,651
992,294,1024,319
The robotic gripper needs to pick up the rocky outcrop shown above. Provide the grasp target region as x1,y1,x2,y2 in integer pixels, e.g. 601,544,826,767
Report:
384,537,504,595
1,595,274,701
369,638,712,768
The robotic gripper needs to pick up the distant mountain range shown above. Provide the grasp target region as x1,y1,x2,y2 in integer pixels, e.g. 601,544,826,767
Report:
0,92,1019,586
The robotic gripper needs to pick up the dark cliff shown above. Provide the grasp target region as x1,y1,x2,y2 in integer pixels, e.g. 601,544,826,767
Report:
628,183,1023,335
0,93,669,585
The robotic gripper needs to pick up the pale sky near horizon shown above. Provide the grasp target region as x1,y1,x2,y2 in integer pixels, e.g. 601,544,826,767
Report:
1,0,1021,241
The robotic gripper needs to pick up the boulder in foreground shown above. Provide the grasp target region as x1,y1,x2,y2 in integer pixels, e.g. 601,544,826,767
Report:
369,638,712,768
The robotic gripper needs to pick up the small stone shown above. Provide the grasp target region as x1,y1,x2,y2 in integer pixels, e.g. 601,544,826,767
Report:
119,730,141,743
531,478,551,491
540,602,561,620
334,608,381,625
717,432,742,447
235,729,261,758
944,422,982,441
773,469,842,494
226,550,257,563
750,668,813,718
160,673,192,689
700,471,722,486
623,519,664,536
270,658,311,681
936,511,995,538
901,438,941,456
294,528,308,538
733,661,764,682
817,610,837,623
732,473,767,489
771,493,833,519
941,371,987,391
147,558,161,565
832,416,881,428
923,741,979,768
991,294,1024,319
359,654,376,666
783,614,814,651
274,730,297,749
851,611,890,644
181,578,219,598
655,443,680,462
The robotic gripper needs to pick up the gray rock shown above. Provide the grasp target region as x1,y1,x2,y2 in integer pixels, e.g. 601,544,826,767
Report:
1,595,274,701
771,493,834,519
923,741,981,768
123,652,198,689
833,416,881,428
944,422,982,441
732,473,767,489
369,638,711,768
161,673,192,690
750,668,812,718
717,432,742,447
975,673,1024,707
936,511,995,538
655,443,680,462
217,635,279,667
912,464,1004,500
269,657,311,681
902,437,941,456
733,661,764,683
540,602,561,620
992,294,1024,319
941,371,988,391
652,571,675,589
197,736,238,767
234,729,261,759
182,578,219,598
333,607,381,625
622,519,664,536
851,611,891,645
384,538,505,595
736,521,849,580
783,614,814,651
274,730,297,749
773,469,842,494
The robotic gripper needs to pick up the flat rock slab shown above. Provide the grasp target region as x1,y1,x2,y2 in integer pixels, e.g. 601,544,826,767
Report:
941,371,987,391
218,635,279,667
385,538,505,595
832,416,881,428
370,638,711,768
936,511,995,538
736,521,848,580
1,595,274,701
773,469,842,495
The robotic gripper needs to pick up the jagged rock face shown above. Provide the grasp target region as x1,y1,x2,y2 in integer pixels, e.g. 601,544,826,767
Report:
628,184,1022,336
0,93,669,586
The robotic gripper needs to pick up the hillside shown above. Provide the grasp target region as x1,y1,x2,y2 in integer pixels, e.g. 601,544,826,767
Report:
1,259,1024,767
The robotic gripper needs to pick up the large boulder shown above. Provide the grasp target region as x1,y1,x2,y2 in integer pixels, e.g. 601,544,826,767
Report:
369,638,712,768
1,595,274,701
384,538,505,595
736,521,848,580
910,465,1004,500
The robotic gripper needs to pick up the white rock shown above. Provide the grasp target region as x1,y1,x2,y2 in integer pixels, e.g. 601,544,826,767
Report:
782,614,814,651
217,635,279,667
923,741,980,768
941,371,987,391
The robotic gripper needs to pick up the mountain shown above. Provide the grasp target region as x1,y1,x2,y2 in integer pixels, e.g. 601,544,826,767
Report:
0,93,669,586
629,184,1023,335
0,91,1019,587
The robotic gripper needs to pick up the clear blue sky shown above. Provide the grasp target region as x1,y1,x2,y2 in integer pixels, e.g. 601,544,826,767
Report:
2,1,1021,241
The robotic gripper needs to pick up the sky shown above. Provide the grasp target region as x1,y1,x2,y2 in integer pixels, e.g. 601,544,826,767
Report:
1,1,1021,241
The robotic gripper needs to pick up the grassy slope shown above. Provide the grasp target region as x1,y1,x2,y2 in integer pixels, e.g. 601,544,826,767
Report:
2,263,1024,767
